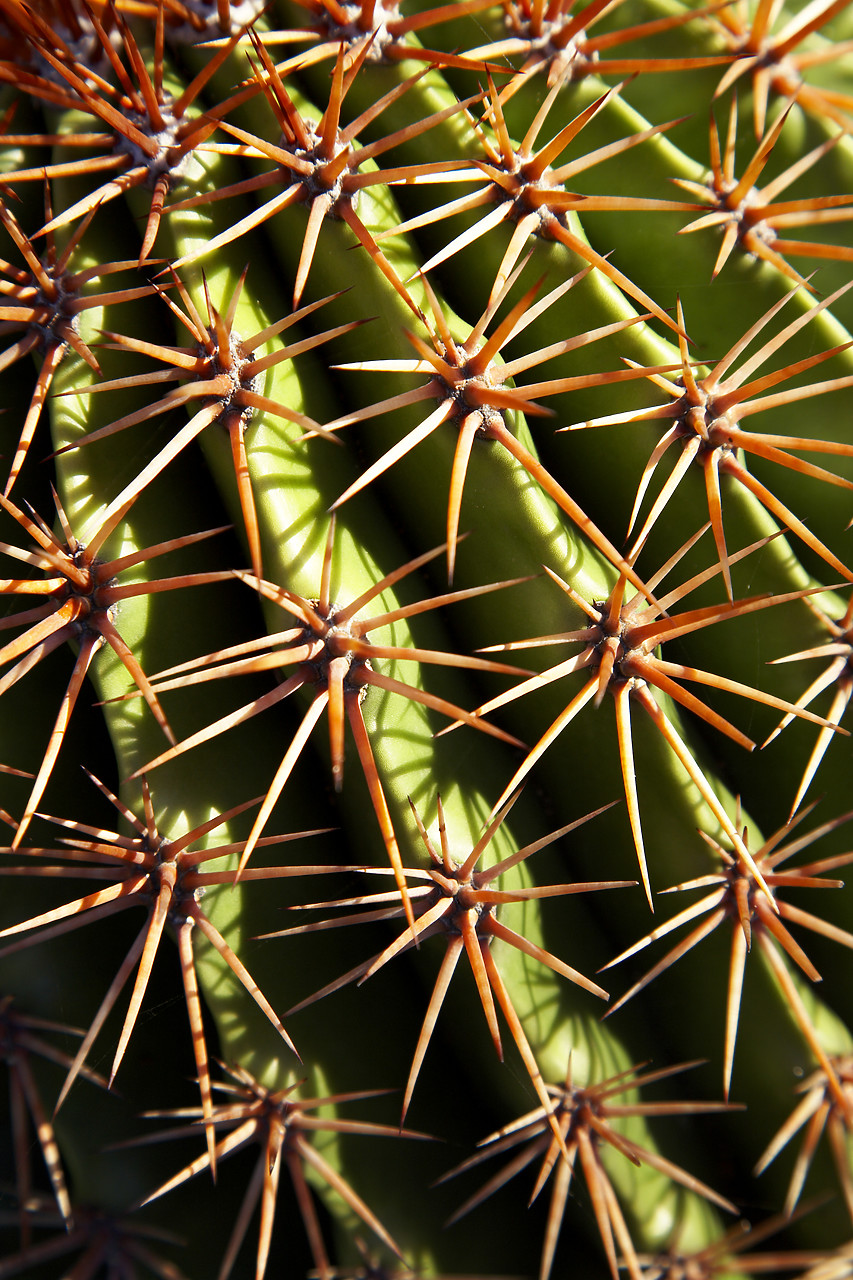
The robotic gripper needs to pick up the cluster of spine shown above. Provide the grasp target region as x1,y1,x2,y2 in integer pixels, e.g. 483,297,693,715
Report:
1,1,853,1276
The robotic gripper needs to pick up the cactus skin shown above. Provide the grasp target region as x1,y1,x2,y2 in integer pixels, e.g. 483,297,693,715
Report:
2,2,853,1278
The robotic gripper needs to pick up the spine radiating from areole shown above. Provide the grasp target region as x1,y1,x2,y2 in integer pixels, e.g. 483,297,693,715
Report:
1,2,853,1277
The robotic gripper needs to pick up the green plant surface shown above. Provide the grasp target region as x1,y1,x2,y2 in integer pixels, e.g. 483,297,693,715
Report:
2,2,853,1278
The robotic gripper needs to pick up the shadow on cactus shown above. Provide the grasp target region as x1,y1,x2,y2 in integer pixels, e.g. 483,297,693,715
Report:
1,0,852,1273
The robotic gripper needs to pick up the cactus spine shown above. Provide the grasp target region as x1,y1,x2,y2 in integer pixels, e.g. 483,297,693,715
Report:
2,2,853,1277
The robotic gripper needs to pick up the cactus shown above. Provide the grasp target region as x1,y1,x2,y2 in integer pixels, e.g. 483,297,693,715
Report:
2,1,853,1276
